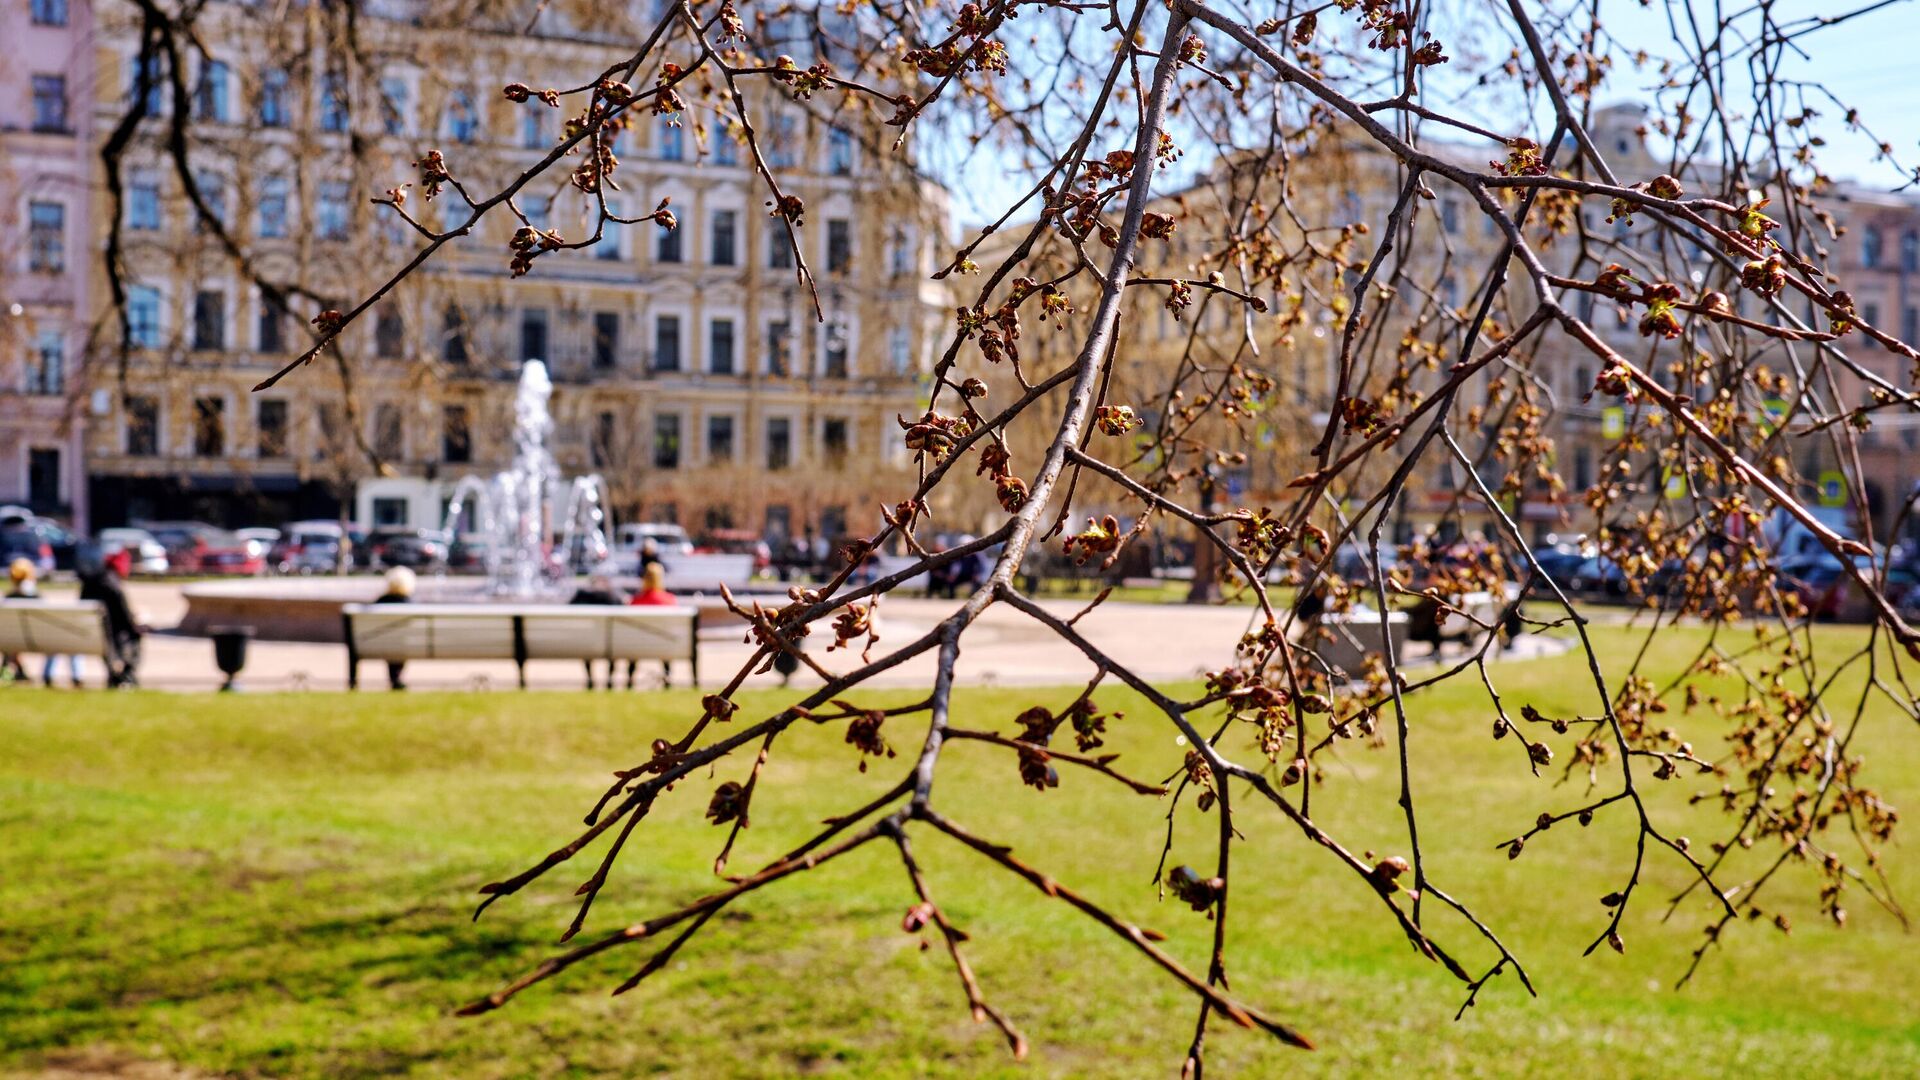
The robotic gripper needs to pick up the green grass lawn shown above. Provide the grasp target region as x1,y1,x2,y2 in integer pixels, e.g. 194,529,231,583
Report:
2,625,1916,1078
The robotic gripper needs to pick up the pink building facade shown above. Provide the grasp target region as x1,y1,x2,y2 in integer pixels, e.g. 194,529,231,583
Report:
0,0,93,530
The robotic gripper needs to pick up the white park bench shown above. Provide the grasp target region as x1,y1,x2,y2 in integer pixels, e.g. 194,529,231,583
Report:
0,600,112,669
341,604,700,690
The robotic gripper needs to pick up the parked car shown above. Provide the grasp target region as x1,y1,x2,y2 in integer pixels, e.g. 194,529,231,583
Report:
1567,556,1627,596
696,529,772,572
141,521,266,575
613,522,694,573
98,527,170,576
366,527,449,569
0,523,55,575
1779,554,1916,620
0,512,81,571
447,532,493,573
236,527,281,561
270,521,350,574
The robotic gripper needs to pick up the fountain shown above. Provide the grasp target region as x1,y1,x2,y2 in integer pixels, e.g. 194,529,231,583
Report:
177,360,622,640
442,360,614,596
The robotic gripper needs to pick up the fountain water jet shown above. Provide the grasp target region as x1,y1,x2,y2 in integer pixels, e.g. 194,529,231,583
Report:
441,360,614,596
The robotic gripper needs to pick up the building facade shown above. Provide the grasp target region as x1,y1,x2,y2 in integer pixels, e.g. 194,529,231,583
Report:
79,1,949,548
0,0,94,529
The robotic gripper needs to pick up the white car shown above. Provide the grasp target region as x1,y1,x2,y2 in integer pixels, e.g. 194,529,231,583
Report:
98,527,170,576
613,522,694,574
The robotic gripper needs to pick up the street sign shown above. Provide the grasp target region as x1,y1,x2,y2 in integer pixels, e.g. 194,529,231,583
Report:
1817,470,1848,507
1663,467,1688,500
1759,396,1788,436
1602,406,1626,440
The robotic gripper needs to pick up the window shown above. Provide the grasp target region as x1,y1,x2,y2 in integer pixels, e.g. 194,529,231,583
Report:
1904,230,1920,273
888,227,913,276
592,411,616,468
766,417,791,470
32,75,67,132
375,306,404,358
524,195,550,229
1440,198,1459,234
31,0,66,26
258,69,289,127
442,304,469,363
766,320,790,376
131,54,165,116
706,415,735,462
657,219,683,262
823,319,849,378
28,202,64,272
257,175,289,238
659,119,684,161
126,396,159,456
192,171,226,232
888,328,911,375
193,397,227,457
192,291,226,351
827,218,851,274
827,128,853,175
257,399,289,458
711,210,737,265
28,331,64,395
1864,226,1883,268
593,312,619,369
768,232,794,270
714,130,738,165
822,418,849,467
374,403,403,460
1572,445,1593,491
128,286,162,348
709,318,736,374
195,61,229,121
520,308,548,361
128,173,161,231
521,109,545,149
653,315,681,370
318,182,350,240
257,298,286,353
446,90,477,143
442,404,471,463
768,113,797,168
653,413,681,468
380,78,408,135
319,73,349,133
1905,305,1919,346
594,199,622,260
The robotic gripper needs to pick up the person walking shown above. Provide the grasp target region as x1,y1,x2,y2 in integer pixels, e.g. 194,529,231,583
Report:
374,566,415,690
568,568,625,690
625,562,677,689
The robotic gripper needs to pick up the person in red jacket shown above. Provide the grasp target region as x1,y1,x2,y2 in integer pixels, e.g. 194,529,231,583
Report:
625,563,676,688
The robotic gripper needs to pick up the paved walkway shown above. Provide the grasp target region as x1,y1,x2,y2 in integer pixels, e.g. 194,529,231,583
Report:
17,581,1566,693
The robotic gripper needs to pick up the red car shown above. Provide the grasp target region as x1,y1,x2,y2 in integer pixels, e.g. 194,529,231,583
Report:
142,521,267,575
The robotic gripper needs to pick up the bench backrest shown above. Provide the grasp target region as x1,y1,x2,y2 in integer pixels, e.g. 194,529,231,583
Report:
0,600,109,656
342,604,697,662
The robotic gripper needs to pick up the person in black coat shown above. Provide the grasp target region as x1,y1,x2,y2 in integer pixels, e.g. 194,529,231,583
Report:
74,543,142,688
373,566,415,690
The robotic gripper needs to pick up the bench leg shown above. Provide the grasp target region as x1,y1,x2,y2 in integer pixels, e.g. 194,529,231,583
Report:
516,660,527,690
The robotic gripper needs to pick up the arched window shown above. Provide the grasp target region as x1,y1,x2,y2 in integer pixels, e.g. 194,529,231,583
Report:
1862,225,1882,268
